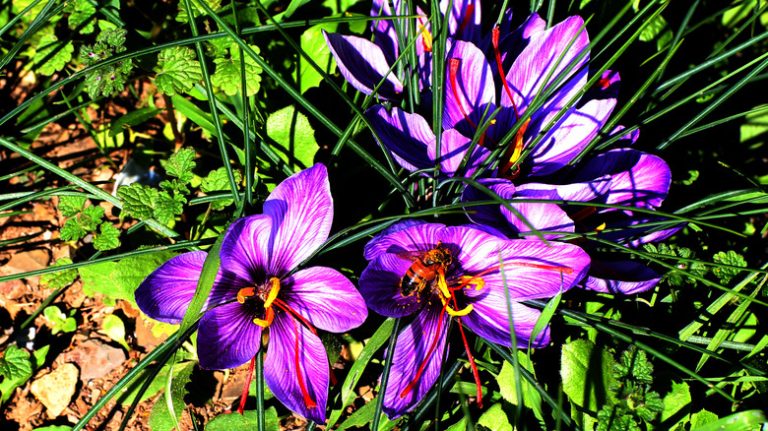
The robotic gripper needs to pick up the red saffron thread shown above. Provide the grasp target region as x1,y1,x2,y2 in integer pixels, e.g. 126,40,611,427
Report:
237,356,257,414
286,312,318,410
492,26,520,119
458,3,475,33
399,305,448,399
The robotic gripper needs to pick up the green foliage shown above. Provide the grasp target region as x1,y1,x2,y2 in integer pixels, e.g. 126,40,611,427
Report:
79,28,132,99
496,353,544,422
154,47,202,96
201,167,242,209
148,362,195,431
100,314,130,350
93,222,121,251
266,105,319,170
32,33,74,76
43,305,77,335
597,348,665,430
477,403,513,431
643,243,708,287
711,250,748,284
0,346,33,404
65,0,97,34
176,0,221,22
207,407,279,431
561,339,617,413
77,250,176,305
211,43,263,97
57,196,121,250
161,147,197,184
40,257,77,289
117,183,184,225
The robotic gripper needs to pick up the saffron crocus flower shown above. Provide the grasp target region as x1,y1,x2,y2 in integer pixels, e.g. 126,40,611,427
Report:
324,0,480,100
366,14,606,180
135,164,367,423
462,138,679,294
359,221,590,417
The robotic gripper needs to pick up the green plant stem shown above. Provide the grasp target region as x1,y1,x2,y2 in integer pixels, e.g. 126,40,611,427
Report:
372,318,401,431
256,351,265,431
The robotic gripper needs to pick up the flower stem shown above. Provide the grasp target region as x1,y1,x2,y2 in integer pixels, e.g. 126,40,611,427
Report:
256,352,265,431
372,317,401,431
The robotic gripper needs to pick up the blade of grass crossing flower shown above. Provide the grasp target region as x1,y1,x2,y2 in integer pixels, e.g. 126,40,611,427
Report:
499,250,523,429
658,54,768,149
528,292,562,352
256,350,265,431
72,328,191,431
178,232,225,334
228,0,253,210
181,0,240,205
372,318,401,431
431,0,449,205
483,341,575,429
0,137,178,238
695,281,766,372
553,306,738,402
327,318,395,429
679,262,768,341
0,0,61,70
193,0,412,204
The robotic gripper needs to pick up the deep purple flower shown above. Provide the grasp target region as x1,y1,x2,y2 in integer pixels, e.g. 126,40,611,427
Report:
366,14,607,180
324,0,480,100
359,221,590,417
135,164,367,423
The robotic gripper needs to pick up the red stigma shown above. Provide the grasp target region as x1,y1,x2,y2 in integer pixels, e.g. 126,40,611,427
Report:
399,306,447,399
459,3,475,33
449,58,478,130
492,26,520,119
237,356,256,414
598,77,611,90
274,299,318,410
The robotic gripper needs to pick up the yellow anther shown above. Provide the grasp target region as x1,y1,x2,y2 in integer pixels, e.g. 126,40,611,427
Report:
253,308,275,328
264,277,281,308
419,24,433,52
446,304,474,317
490,119,497,125
595,222,607,233
237,287,256,304
437,271,451,299
458,275,485,291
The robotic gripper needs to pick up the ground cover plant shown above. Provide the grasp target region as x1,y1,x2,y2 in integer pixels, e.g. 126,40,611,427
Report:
0,0,767,430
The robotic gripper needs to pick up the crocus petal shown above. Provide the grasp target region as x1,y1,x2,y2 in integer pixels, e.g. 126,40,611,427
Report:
527,97,616,176
464,298,550,348
502,16,590,115
499,13,548,70
265,313,329,423
363,220,443,260
461,178,516,234
584,260,661,295
359,253,428,317
501,197,575,239
441,0,482,42
135,251,206,324
197,302,263,370
282,266,368,332
517,179,611,203
219,214,272,284
366,105,434,172
573,149,671,209
263,164,334,276
324,32,403,100
429,128,491,177
443,40,496,133
463,240,590,300
370,0,398,62
383,306,449,418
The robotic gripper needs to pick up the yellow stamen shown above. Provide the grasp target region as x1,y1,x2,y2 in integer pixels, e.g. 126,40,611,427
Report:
458,275,485,291
264,277,281,308
446,304,474,317
253,307,275,328
595,222,607,233
237,287,256,304
419,24,433,53
437,271,451,299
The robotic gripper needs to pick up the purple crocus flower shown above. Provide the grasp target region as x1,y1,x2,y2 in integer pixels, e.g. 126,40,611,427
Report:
359,221,590,417
324,0,480,100
366,14,606,180
135,164,367,423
